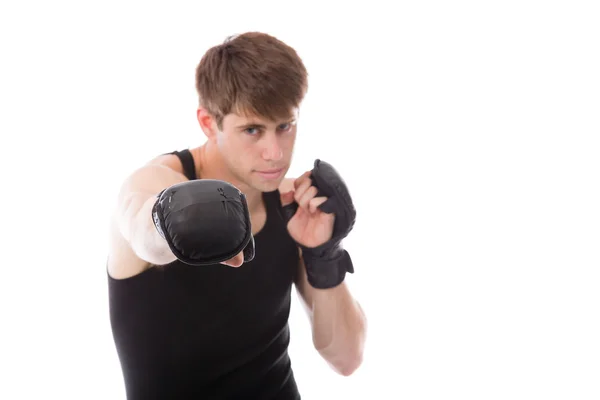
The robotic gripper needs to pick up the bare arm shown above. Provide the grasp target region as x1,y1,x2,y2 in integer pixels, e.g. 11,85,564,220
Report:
115,163,189,265
294,254,367,376
278,176,367,375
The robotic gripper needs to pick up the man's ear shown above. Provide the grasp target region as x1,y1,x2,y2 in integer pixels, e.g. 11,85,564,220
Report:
197,107,217,140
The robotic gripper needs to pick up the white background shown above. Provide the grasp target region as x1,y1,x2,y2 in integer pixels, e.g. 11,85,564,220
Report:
1,1,599,399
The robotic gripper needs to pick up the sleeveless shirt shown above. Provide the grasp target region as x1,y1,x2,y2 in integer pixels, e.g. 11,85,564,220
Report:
108,149,302,399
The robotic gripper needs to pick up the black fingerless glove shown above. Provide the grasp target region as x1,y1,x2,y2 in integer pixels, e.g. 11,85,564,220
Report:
282,160,356,288
152,179,255,266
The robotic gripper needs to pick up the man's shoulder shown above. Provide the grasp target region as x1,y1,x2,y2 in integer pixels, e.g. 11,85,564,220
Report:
119,150,191,185
145,151,185,173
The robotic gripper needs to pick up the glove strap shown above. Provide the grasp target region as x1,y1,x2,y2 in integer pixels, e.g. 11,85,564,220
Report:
301,246,354,289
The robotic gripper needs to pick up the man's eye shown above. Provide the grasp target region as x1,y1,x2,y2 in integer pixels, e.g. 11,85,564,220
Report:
245,127,259,135
278,123,291,131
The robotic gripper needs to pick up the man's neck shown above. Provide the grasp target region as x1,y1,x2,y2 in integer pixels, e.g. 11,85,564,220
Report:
191,143,264,213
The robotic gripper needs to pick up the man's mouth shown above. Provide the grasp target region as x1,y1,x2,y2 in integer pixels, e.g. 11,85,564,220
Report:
255,168,284,179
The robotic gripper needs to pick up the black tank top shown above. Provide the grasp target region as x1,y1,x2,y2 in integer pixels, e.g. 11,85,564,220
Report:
108,149,302,399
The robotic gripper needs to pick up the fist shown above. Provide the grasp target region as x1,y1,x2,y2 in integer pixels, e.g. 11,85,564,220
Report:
280,171,335,248
279,159,357,288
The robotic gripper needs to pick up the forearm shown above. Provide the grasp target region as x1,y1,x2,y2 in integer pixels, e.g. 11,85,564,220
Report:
120,193,176,265
309,282,367,376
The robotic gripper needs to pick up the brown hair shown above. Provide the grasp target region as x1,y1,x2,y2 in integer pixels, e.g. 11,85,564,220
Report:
195,32,308,129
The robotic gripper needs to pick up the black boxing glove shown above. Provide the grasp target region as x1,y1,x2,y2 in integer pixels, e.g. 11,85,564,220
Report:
282,159,356,288
152,179,255,266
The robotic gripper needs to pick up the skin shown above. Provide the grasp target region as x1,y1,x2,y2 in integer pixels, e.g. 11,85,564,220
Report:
107,105,367,376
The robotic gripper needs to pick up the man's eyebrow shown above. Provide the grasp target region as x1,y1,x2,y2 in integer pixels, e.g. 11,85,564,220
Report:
236,122,266,129
235,118,296,130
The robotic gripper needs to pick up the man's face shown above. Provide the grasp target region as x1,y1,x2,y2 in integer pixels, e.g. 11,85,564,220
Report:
215,110,298,192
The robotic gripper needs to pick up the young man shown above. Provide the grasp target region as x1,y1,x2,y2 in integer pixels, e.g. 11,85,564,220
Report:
107,32,367,399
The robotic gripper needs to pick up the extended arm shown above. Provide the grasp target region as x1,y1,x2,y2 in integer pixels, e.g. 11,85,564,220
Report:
114,163,189,265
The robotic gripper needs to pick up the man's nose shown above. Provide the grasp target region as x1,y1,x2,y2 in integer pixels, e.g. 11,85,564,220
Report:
262,134,283,161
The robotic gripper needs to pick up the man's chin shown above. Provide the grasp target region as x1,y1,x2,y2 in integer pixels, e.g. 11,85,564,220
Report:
251,177,283,193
